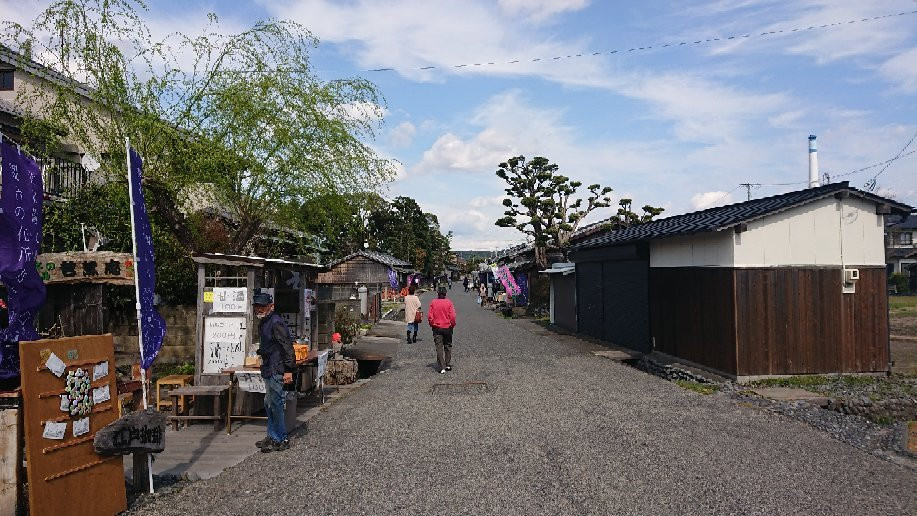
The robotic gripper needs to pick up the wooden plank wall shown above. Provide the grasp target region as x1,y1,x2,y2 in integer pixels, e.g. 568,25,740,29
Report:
649,268,737,374
735,267,888,375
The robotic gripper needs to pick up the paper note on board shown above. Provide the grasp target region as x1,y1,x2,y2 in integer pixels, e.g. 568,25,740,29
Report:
42,421,67,440
92,384,111,404
60,395,70,412
73,417,90,437
203,291,214,303
92,361,109,381
46,352,66,377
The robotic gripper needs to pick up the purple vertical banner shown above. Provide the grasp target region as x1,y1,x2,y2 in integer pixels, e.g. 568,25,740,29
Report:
388,268,399,289
515,272,529,306
128,147,166,370
0,138,46,382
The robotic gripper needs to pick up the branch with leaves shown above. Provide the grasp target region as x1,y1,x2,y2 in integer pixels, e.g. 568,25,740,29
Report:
496,156,613,267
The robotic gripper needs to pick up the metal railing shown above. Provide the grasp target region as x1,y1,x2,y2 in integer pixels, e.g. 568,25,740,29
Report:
39,156,92,197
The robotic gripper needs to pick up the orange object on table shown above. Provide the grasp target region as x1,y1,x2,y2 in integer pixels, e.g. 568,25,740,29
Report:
293,343,310,361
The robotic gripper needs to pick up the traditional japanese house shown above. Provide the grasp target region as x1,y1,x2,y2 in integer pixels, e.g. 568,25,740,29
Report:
568,181,913,380
316,250,413,320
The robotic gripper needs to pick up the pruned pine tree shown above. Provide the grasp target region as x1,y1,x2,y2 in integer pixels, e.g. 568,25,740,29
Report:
496,156,612,268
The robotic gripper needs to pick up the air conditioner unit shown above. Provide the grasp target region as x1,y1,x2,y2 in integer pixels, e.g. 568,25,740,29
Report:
844,268,859,282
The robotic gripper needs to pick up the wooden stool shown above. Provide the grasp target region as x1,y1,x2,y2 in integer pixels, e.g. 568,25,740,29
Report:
168,385,229,431
156,374,193,412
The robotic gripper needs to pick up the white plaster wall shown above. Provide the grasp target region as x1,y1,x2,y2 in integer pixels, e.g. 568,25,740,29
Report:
650,231,734,267
651,196,886,267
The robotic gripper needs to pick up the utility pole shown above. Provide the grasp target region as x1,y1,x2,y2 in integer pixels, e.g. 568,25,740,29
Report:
739,183,761,201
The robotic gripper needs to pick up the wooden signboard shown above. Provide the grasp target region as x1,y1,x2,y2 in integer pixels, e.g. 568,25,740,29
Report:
19,335,126,516
36,251,134,285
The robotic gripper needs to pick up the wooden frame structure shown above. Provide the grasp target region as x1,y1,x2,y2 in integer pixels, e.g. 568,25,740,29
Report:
190,253,327,388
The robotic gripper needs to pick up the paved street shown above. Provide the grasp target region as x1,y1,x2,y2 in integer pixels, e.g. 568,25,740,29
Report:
133,289,916,515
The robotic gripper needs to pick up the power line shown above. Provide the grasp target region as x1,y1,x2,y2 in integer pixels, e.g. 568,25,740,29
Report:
220,10,917,75
864,127,917,191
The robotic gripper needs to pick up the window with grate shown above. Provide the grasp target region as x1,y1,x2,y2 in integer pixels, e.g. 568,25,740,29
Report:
0,69,13,91
900,232,914,245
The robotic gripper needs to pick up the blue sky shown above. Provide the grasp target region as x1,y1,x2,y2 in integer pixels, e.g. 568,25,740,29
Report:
5,0,917,250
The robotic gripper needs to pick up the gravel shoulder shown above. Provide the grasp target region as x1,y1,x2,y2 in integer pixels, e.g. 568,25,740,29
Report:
130,290,916,515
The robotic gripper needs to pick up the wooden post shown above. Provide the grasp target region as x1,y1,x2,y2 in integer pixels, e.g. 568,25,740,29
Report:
132,452,150,493
0,407,22,516
194,263,205,386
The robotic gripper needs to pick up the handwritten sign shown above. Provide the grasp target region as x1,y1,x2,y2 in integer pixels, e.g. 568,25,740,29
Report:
236,371,266,393
73,417,90,437
92,384,111,404
203,316,247,373
42,421,67,440
92,360,109,381
212,287,247,313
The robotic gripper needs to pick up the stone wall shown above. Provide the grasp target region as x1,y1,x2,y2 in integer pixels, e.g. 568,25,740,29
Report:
111,305,197,365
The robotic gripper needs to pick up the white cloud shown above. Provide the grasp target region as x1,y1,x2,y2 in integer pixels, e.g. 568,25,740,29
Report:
691,191,734,210
497,0,590,22
388,121,416,147
334,101,387,124
469,195,508,209
880,47,917,94
261,0,609,87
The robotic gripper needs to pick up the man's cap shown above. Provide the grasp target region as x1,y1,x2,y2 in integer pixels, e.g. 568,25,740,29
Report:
253,292,273,305
437,286,447,295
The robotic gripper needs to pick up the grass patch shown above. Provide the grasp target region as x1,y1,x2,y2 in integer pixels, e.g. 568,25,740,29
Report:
674,380,719,395
889,295,917,315
748,374,916,399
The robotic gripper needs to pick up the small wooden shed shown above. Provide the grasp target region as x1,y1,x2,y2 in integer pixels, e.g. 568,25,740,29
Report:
569,182,913,380
316,251,412,319
190,252,327,387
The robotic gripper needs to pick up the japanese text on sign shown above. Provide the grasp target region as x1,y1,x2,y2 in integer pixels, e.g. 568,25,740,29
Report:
202,316,247,373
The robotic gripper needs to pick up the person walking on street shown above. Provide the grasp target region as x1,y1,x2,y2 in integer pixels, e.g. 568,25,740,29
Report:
479,282,487,307
428,286,457,374
253,292,295,452
404,284,421,343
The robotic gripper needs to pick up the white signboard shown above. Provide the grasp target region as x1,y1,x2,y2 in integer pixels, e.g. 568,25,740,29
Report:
212,287,248,313
236,372,266,393
203,316,247,373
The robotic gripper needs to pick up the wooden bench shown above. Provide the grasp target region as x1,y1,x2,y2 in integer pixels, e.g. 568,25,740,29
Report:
168,385,229,431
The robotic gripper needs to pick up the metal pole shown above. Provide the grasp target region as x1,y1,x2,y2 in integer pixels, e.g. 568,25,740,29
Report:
125,138,155,494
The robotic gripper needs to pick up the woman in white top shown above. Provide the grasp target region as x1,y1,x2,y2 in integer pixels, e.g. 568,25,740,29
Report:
404,284,421,343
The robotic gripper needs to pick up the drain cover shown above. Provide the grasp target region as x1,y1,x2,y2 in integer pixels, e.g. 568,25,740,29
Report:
431,382,489,395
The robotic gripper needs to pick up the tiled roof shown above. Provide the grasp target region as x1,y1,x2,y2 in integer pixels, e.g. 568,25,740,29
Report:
889,213,917,230
888,248,917,259
573,182,914,251
329,250,412,269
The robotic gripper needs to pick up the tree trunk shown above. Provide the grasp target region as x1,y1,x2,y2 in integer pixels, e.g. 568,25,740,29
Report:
534,246,548,269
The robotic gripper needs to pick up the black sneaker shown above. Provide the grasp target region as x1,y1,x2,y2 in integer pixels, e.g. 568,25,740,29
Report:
445,366,452,371
255,437,272,449
272,439,290,452
259,439,278,453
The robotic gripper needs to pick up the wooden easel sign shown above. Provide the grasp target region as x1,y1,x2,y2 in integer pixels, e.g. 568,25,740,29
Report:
19,335,127,516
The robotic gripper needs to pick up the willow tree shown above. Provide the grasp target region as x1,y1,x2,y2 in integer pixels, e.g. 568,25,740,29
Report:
2,0,395,253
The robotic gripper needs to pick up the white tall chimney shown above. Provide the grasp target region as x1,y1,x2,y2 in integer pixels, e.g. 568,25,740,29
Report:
808,134,819,188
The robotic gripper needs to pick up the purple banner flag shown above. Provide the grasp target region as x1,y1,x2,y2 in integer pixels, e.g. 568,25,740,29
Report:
129,148,166,370
388,268,399,289
0,138,46,382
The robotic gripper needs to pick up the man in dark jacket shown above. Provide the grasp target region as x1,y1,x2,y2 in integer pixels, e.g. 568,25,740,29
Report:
253,292,295,452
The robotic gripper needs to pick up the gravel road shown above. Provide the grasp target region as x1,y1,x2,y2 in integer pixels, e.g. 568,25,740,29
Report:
130,290,916,515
